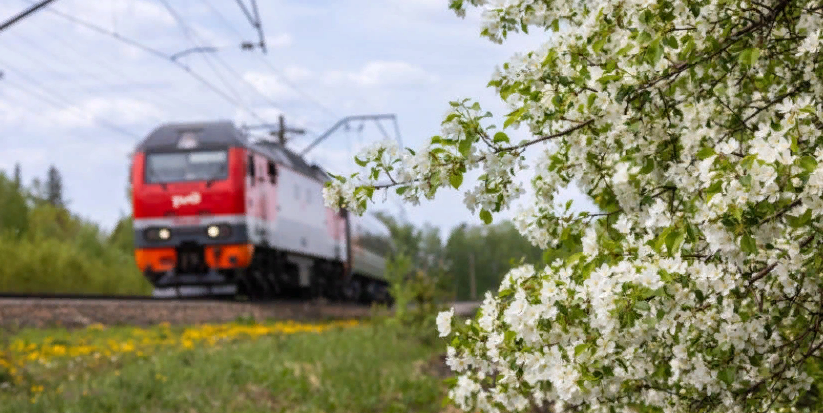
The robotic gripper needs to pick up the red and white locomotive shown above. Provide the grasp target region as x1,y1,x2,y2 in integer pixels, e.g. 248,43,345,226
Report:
130,120,393,302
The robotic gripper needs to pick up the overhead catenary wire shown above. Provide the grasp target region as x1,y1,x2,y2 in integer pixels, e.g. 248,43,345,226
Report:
154,0,248,108
0,62,140,139
155,0,288,118
0,39,168,126
196,0,339,120
25,0,270,125
6,19,222,119
3,28,219,119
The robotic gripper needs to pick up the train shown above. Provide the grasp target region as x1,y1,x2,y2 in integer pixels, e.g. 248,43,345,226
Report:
129,120,395,303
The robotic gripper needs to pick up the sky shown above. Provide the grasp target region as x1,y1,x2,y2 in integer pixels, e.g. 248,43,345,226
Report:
0,0,596,238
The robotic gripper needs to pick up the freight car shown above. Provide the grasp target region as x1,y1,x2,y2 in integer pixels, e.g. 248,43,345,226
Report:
130,120,394,303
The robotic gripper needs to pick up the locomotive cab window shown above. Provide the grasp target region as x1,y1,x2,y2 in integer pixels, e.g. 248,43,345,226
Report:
145,150,228,184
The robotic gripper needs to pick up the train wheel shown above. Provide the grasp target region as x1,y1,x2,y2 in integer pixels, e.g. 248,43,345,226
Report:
345,278,363,303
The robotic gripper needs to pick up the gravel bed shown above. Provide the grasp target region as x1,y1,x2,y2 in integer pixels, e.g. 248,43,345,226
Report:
0,299,479,330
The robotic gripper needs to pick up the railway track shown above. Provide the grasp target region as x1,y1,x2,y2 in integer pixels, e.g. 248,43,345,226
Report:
0,293,480,330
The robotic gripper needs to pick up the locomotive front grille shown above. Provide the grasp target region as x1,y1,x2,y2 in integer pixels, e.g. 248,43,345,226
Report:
176,243,208,274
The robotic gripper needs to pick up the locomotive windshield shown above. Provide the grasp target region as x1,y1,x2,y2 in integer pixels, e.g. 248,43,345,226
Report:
145,150,228,184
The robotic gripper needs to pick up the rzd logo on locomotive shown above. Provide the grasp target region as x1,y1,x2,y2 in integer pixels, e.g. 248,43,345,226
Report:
172,192,202,209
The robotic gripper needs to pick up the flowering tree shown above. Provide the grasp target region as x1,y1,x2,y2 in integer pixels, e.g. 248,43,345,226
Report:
323,0,823,411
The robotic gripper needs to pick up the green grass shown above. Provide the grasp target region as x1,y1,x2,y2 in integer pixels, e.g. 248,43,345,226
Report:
0,321,450,413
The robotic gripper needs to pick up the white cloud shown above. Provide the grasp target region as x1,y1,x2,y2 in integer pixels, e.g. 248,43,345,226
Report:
71,0,176,28
266,33,293,48
325,60,437,88
46,97,162,129
284,65,313,82
242,72,297,101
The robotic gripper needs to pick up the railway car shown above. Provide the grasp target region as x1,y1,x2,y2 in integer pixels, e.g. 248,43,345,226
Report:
130,120,394,303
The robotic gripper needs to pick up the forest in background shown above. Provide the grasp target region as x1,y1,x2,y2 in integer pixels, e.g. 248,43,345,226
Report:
0,163,557,299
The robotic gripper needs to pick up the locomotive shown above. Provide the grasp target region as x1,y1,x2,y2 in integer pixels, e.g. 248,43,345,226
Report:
130,120,394,303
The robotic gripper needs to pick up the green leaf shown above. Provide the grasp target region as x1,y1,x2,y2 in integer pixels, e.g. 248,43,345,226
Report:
598,74,621,84
470,101,481,111
634,301,651,311
592,37,607,53
648,38,663,65
504,107,527,128
395,186,408,195
739,174,752,189
450,173,463,189
665,229,684,256
493,132,510,143
458,138,472,157
479,209,493,224
640,158,655,174
740,233,757,255
718,368,735,385
799,156,818,173
788,208,812,228
706,180,723,202
696,146,716,160
575,343,590,357
354,156,368,167
738,48,760,66
654,226,674,253
587,93,597,109
749,48,760,66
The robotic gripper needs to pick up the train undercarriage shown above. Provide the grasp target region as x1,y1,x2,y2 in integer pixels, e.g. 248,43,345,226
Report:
146,244,393,305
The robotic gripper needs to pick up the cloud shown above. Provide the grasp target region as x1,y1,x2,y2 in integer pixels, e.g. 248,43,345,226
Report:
46,97,162,129
266,33,293,48
284,65,313,82
70,0,176,28
242,72,298,101
325,60,438,88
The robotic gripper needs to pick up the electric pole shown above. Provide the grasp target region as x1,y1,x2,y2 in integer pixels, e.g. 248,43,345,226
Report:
0,0,58,34
244,114,306,146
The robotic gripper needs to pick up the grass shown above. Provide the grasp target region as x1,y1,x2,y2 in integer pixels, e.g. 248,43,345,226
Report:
0,319,451,413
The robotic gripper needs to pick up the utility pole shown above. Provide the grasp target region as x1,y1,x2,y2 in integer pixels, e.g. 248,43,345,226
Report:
278,114,286,145
244,114,305,146
469,252,477,301
0,0,58,34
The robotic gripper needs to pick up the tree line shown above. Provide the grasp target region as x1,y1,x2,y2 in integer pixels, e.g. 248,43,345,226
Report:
372,211,566,301
0,164,147,295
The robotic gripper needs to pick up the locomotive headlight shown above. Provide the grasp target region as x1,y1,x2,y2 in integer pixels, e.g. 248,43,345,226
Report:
158,228,171,240
207,225,220,238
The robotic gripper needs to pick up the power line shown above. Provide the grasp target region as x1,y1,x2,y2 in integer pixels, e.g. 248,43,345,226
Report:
155,0,248,107
0,0,57,33
8,26,219,118
26,0,270,125
197,0,339,120
156,0,287,117
1,38,168,125
0,62,140,139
